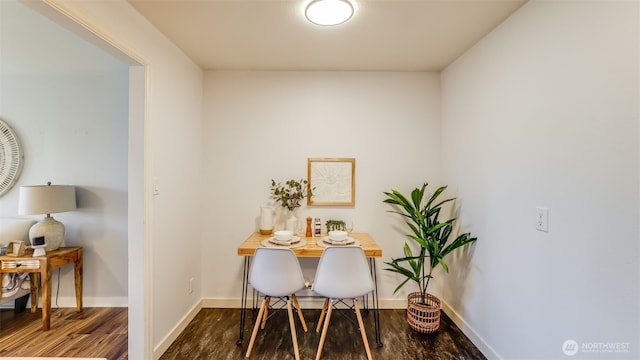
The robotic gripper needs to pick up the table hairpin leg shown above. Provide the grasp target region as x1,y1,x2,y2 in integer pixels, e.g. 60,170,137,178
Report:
370,258,383,347
236,256,250,346
253,288,259,311
362,293,369,311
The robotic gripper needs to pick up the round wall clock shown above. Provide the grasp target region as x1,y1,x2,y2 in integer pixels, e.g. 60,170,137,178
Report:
0,119,24,196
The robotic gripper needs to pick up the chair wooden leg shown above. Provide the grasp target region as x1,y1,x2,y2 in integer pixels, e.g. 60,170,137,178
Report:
245,298,267,358
287,299,301,360
261,296,271,329
316,298,329,332
292,294,308,332
354,299,372,360
315,300,334,360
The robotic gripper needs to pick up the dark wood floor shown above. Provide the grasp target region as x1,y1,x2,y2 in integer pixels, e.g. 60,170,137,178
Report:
161,307,486,360
0,305,486,359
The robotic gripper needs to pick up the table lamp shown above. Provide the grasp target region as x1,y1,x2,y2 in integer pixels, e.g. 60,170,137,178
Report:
18,182,76,251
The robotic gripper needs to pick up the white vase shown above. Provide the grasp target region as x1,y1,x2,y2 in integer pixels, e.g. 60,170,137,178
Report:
285,209,297,233
259,206,275,235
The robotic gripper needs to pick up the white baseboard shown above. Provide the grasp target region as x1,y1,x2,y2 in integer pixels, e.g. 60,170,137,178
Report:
0,296,129,308
201,297,409,309
440,300,502,360
75,296,128,307
153,300,202,360
201,297,238,308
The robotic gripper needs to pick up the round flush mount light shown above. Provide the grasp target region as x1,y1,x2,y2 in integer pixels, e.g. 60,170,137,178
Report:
305,0,354,26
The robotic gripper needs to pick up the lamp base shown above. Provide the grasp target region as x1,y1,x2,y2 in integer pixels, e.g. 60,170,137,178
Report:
28,215,66,251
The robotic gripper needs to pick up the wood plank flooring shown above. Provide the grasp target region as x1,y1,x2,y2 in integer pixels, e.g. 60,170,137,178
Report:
161,308,487,360
0,307,127,359
0,306,486,359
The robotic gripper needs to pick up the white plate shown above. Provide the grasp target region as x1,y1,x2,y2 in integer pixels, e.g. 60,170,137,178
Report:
322,236,355,245
268,236,301,245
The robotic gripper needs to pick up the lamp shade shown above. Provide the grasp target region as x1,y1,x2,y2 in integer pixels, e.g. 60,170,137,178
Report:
18,184,76,215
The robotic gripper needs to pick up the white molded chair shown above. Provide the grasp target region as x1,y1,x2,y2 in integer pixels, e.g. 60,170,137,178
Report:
245,247,308,360
312,246,375,360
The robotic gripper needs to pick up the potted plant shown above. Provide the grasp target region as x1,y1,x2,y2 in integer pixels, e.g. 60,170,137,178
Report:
325,219,346,232
383,182,477,333
271,179,313,231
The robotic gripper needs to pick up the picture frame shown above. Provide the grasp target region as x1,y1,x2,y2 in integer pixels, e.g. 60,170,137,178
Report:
307,157,355,206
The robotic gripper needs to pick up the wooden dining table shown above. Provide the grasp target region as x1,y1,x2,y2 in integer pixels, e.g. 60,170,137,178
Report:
236,232,384,347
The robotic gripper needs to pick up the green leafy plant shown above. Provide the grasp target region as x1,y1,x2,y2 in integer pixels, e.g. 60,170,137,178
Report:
325,219,346,231
383,182,477,302
271,179,313,211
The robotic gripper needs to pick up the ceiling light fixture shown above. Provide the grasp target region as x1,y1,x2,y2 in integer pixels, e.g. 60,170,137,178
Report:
305,0,354,26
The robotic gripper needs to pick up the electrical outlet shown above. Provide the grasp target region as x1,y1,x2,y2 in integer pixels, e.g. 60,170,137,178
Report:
153,177,160,195
189,277,194,294
536,207,549,232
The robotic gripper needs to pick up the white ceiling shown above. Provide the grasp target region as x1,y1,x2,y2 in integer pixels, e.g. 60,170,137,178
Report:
128,0,528,71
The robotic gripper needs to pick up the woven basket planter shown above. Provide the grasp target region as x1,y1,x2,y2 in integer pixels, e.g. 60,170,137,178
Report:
407,292,441,334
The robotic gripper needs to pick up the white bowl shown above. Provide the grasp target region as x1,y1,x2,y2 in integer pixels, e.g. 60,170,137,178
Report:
274,230,293,241
328,230,348,241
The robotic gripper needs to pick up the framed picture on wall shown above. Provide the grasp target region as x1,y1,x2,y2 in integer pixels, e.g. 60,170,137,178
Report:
307,157,355,206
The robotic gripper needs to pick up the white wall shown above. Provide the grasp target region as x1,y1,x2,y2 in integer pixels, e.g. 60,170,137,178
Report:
441,1,639,359
0,0,128,305
15,1,205,359
10,1,639,359
202,71,444,303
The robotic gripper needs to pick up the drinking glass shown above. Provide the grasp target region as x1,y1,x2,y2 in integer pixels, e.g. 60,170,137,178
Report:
345,220,354,233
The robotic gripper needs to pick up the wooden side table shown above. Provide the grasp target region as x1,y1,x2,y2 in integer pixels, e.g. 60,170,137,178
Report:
0,247,83,331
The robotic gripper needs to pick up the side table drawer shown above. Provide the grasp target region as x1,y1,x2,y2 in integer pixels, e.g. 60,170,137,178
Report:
1,260,40,270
